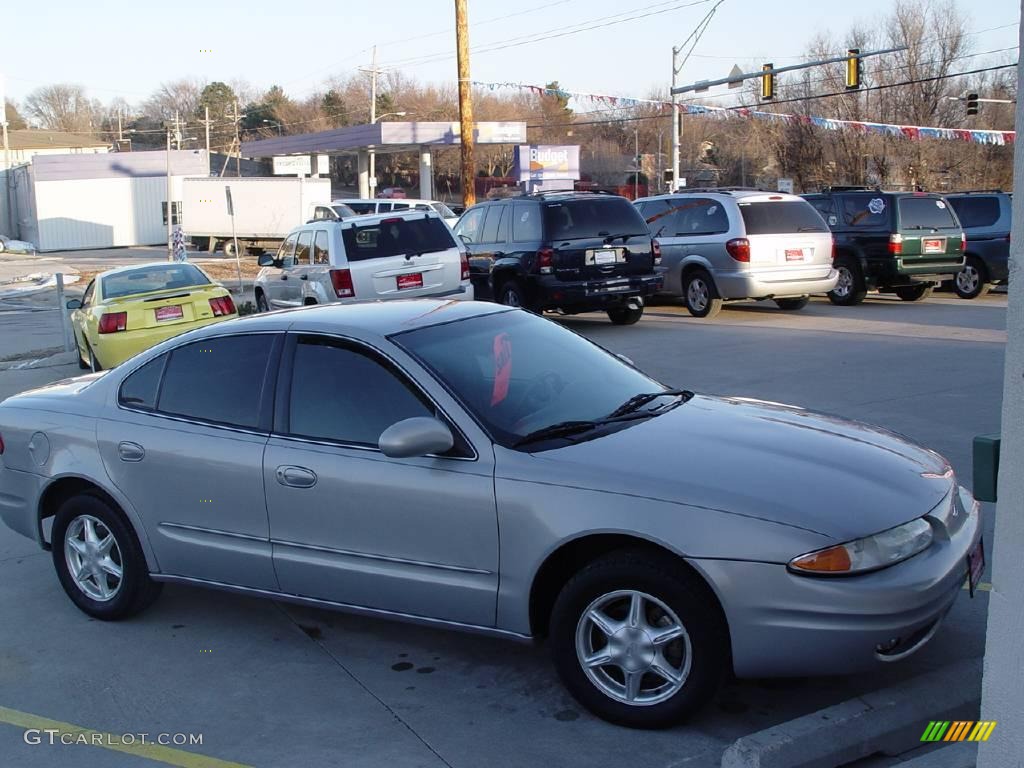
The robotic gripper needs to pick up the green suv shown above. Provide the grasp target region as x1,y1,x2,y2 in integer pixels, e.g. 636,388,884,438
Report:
803,189,965,305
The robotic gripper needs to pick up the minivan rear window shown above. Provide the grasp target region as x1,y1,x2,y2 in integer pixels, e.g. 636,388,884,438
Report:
341,216,456,261
948,196,1001,229
738,201,829,235
543,198,648,241
899,197,959,230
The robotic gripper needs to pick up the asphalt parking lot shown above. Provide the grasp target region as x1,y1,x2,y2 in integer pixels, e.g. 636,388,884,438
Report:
0,288,1006,768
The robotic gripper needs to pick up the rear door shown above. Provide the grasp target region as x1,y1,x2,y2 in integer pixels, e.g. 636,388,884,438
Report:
279,229,313,306
736,198,833,276
341,215,464,300
265,234,298,309
896,196,964,273
541,197,654,282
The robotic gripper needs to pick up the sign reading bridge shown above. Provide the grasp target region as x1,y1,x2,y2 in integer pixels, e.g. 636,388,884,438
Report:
513,145,581,183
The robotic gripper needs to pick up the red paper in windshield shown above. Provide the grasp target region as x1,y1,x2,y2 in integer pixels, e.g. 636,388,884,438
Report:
491,333,512,406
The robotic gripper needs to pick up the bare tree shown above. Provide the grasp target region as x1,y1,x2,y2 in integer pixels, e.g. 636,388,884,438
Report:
143,79,205,124
23,84,100,133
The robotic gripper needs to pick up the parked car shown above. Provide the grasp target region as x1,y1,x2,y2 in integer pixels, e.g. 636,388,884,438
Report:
378,187,407,199
803,188,965,305
307,202,357,224
66,262,236,371
0,234,36,254
0,301,982,728
253,209,473,312
455,191,663,325
944,191,1011,299
635,190,837,318
341,198,460,226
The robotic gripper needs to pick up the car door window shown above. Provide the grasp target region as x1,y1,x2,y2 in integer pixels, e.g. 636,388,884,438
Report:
666,198,727,236
807,197,839,227
347,202,374,214
391,203,410,211
898,197,959,230
295,231,313,265
286,335,433,446
639,200,672,236
481,205,505,244
118,354,168,410
495,204,510,243
81,280,96,306
455,207,486,244
157,334,276,429
511,204,542,242
278,234,298,268
842,196,888,228
313,230,330,264
377,203,393,213
948,196,1000,228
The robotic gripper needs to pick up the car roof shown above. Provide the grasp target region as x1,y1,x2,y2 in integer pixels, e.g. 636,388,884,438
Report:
297,209,443,229
637,190,807,203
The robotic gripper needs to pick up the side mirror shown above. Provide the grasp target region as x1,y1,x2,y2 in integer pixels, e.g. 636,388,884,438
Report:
66,299,82,310
379,417,454,458
257,253,277,268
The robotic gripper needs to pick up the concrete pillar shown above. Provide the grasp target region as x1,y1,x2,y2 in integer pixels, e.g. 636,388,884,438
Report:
357,150,370,199
419,146,433,201
977,9,1024,766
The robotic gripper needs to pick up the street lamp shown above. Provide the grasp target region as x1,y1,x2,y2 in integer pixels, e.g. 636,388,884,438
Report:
370,111,409,194
262,119,282,135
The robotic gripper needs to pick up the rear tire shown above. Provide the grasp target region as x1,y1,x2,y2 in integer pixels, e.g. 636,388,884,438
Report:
607,305,644,325
75,332,90,370
828,259,867,306
774,297,809,311
549,550,728,728
87,343,101,372
255,291,270,313
51,494,163,620
223,239,241,259
682,269,723,319
498,279,531,311
895,284,934,302
954,257,992,300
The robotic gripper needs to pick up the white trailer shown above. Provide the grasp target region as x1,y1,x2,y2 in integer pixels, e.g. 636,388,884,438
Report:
182,176,331,257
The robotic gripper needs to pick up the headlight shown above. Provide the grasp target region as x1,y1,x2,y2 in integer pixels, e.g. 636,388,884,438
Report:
788,518,934,576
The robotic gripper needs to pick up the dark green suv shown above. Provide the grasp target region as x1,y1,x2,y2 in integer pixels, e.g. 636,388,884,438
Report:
802,189,965,305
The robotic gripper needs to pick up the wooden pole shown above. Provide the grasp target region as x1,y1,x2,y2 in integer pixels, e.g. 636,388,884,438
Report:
455,0,476,207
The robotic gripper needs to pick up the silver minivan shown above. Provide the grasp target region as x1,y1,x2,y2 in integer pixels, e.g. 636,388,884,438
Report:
254,210,473,311
634,190,838,318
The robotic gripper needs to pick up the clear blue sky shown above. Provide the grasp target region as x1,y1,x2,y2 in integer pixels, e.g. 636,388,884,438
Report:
3,0,1019,108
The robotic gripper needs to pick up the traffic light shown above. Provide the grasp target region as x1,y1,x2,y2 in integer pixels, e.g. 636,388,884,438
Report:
760,63,774,101
845,49,861,90
966,93,980,116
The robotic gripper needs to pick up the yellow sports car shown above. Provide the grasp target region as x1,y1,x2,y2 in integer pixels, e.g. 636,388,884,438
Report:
68,262,237,370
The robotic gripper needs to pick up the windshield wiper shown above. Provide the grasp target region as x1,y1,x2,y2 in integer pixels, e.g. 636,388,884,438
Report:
797,226,827,232
513,413,652,448
607,389,692,418
406,247,449,260
602,233,635,244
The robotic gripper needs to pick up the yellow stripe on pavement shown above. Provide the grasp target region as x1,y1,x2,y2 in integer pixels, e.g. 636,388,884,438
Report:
0,706,252,768
963,582,992,592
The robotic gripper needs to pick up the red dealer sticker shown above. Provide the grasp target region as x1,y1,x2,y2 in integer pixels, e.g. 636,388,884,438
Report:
491,333,512,406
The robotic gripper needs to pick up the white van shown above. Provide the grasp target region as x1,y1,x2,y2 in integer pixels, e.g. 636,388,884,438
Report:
254,210,473,311
340,198,460,226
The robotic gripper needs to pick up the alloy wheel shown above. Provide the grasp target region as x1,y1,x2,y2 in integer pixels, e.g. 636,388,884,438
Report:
64,514,123,602
833,266,853,299
687,279,709,313
501,287,522,307
575,589,693,706
956,265,980,295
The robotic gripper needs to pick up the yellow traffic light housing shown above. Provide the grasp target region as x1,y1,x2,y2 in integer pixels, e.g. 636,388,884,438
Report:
761,63,774,101
846,49,861,90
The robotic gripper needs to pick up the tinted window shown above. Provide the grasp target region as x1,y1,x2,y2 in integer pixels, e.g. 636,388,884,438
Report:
739,201,828,235
341,217,456,262
278,234,298,267
313,230,330,265
806,196,838,226
377,203,393,213
347,202,374,214
431,202,456,218
288,336,431,445
313,207,331,221
948,197,1001,229
543,198,648,240
158,335,274,429
101,264,211,299
391,203,410,211
481,205,505,244
455,207,486,243
841,196,890,228
295,231,312,265
668,198,730,236
330,204,356,218
512,204,542,241
118,354,167,410
637,199,670,233
899,197,959,230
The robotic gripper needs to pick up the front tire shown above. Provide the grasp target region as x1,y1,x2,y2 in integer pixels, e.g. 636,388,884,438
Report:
607,305,644,325
774,297,809,311
895,284,934,302
828,259,867,306
52,494,163,620
954,257,992,300
549,550,728,728
682,269,723,319
255,291,270,313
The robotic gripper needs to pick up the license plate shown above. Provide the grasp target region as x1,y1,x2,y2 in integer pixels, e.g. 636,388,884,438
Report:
785,249,804,261
967,538,985,597
396,273,423,290
155,305,183,321
923,238,945,254
588,248,621,265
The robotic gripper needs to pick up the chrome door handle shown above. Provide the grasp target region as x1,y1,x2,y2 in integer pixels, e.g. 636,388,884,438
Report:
275,465,317,488
117,441,145,462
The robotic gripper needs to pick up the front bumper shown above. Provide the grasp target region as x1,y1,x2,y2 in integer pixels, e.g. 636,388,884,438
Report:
536,273,663,310
714,268,838,300
92,315,235,369
691,486,981,678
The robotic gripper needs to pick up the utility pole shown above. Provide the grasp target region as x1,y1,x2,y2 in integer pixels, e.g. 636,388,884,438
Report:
369,46,378,194
166,126,174,262
233,100,241,177
173,110,182,150
634,128,640,200
117,108,123,143
1,73,13,238
455,0,476,206
671,46,680,194
202,105,211,154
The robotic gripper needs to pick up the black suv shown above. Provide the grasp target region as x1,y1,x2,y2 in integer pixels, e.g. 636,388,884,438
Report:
803,188,965,305
454,192,663,324
944,191,1011,299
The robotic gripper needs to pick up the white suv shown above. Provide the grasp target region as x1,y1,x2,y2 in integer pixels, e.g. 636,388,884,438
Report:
254,210,473,311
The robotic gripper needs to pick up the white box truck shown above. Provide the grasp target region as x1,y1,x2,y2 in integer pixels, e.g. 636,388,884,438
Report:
182,177,331,257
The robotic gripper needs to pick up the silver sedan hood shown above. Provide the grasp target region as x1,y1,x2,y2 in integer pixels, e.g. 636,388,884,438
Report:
532,394,954,542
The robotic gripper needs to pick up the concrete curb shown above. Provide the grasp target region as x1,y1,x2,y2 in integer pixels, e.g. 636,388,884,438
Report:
720,658,982,768
0,350,78,371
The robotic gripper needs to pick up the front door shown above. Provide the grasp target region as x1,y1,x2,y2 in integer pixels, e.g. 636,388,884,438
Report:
97,333,282,589
264,333,499,626
265,233,298,309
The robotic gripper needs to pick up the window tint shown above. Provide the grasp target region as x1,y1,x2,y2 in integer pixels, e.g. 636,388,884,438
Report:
330,204,355,219
668,198,730,236
512,204,543,242
481,205,505,244
295,231,312,265
313,207,330,221
347,202,374,214
455,207,486,243
118,354,167,410
278,234,298,267
948,196,1001,229
899,197,959,230
341,217,456,261
543,198,648,240
288,336,432,445
158,335,274,429
806,197,838,227
738,201,828,235
637,199,670,233
101,264,211,299
841,196,890,228
392,203,410,211
313,230,330,264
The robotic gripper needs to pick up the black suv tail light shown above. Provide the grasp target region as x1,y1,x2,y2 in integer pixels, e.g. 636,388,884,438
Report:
652,239,662,266
536,247,554,274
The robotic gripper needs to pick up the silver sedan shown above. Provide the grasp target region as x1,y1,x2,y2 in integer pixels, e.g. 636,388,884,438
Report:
0,300,982,728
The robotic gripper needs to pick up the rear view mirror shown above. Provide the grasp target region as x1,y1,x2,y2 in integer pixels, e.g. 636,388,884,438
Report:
66,299,82,310
257,253,277,268
379,417,454,458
